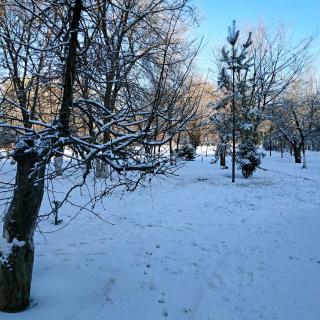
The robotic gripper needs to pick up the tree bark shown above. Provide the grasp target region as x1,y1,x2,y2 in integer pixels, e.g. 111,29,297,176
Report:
95,160,110,178
0,0,83,312
54,155,63,176
301,140,307,169
280,136,283,158
220,148,226,168
269,137,272,156
0,148,46,312
169,138,174,164
175,132,181,151
291,143,302,163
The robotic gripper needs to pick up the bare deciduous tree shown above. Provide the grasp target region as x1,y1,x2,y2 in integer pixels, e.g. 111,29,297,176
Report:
0,0,199,312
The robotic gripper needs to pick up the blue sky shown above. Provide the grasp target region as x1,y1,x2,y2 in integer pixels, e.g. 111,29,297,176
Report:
193,0,320,76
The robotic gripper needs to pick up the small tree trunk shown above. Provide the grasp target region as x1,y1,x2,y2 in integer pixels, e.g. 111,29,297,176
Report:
280,136,283,158
269,134,272,156
292,143,302,163
0,150,46,312
54,156,63,176
220,148,226,168
53,201,61,225
145,146,151,159
95,160,109,178
301,140,307,169
176,132,181,151
169,138,173,165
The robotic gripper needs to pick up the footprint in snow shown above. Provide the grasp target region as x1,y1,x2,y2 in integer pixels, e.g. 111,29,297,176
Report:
158,298,165,304
162,310,168,317
289,256,300,261
183,307,191,314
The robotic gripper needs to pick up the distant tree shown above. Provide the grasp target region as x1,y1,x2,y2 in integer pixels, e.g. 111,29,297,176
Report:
215,22,314,178
269,77,320,167
187,120,202,150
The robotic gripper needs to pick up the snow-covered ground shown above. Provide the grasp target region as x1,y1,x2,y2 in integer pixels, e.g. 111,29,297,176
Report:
1,151,320,320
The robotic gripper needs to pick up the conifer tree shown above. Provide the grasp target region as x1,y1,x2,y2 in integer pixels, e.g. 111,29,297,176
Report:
218,20,256,180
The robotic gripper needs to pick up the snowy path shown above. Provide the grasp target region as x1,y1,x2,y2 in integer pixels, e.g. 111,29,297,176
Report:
2,152,320,320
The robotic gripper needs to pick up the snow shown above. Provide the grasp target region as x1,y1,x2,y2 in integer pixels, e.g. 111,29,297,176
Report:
1,151,320,319
0,237,26,264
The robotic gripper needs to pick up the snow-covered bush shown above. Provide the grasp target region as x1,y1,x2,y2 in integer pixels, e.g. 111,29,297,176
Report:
236,140,264,178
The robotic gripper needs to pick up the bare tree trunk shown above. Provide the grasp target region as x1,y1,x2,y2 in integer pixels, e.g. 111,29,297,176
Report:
176,132,181,151
292,143,302,163
280,136,284,158
301,140,307,169
0,149,46,312
269,135,272,156
169,138,173,164
220,148,226,168
0,0,83,312
54,155,63,176
95,160,109,178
